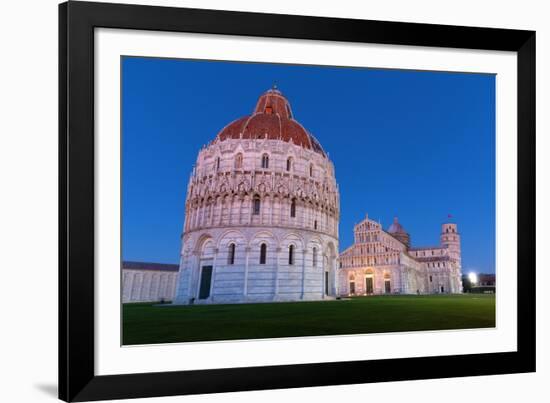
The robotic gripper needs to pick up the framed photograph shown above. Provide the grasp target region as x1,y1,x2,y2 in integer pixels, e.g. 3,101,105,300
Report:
59,1,535,401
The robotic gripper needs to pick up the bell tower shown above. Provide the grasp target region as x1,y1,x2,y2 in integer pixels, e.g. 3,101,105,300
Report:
440,222,461,267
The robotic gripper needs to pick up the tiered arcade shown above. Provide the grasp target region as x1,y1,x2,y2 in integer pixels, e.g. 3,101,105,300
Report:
338,216,463,296
173,88,340,304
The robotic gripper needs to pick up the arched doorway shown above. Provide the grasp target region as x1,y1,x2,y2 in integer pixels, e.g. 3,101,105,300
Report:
365,268,374,295
384,272,391,294
349,274,356,295
198,266,213,299
194,238,214,301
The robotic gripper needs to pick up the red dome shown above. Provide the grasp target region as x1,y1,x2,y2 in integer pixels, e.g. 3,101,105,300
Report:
215,88,326,156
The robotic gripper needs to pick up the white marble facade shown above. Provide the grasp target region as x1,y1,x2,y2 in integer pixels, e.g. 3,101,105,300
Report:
338,216,463,296
172,87,463,305
173,88,340,304
122,262,178,303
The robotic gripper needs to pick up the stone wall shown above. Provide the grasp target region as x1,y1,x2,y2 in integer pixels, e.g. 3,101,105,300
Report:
174,139,340,305
173,226,338,304
183,139,339,238
339,216,463,295
122,268,178,303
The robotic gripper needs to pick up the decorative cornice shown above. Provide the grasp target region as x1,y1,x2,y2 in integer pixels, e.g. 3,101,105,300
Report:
184,224,338,240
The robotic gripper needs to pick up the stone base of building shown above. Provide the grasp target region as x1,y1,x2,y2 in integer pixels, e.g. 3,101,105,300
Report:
172,292,335,306
343,290,461,297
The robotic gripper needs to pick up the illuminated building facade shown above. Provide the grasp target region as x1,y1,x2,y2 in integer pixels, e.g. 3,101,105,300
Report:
173,87,340,304
338,216,463,295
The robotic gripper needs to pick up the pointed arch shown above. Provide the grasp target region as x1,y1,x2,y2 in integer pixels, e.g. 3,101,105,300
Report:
259,243,267,264
286,156,293,172
288,244,295,265
234,152,243,169
227,243,236,265
253,194,261,215
261,153,269,169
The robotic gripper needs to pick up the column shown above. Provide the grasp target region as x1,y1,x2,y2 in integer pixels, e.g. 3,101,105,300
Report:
127,272,135,302
190,205,197,229
138,272,147,301
218,199,224,226
274,247,281,299
301,249,307,299
210,248,219,301
237,197,243,224
401,266,406,294
228,196,233,225
282,198,287,226
321,254,326,299
191,252,201,300
247,196,252,225
199,202,206,228
196,204,202,228
261,196,266,225
333,255,339,296
143,273,153,301
153,273,161,300
243,247,250,297
270,196,275,225
208,201,214,226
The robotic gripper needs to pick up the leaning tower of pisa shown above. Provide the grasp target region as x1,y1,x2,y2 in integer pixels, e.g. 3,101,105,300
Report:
440,222,461,268
173,87,340,304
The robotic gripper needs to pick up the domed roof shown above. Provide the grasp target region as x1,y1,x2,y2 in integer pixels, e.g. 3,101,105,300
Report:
388,217,408,234
215,87,326,156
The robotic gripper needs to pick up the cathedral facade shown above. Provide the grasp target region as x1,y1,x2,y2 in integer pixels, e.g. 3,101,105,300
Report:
338,216,463,296
173,88,340,305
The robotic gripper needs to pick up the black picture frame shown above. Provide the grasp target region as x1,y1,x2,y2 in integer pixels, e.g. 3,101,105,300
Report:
59,1,536,401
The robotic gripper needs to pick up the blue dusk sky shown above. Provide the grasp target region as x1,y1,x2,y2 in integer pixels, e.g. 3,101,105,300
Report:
122,57,496,274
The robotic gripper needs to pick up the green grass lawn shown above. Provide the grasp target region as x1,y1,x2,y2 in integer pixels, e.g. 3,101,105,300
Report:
122,294,495,345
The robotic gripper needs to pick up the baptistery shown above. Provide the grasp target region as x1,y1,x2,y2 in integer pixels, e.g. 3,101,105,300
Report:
173,87,340,304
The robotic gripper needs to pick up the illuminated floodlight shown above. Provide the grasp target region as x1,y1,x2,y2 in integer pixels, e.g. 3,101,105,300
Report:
468,272,478,285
